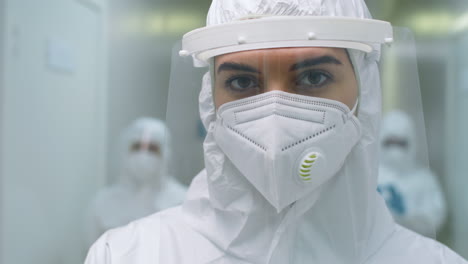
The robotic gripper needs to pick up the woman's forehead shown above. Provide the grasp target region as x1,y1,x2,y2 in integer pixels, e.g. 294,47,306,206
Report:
215,47,350,65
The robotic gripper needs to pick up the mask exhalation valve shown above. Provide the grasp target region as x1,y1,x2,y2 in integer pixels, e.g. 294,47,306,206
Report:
298,152,319,182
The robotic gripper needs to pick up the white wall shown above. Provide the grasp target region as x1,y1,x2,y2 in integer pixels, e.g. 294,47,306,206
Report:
0,0,108,263
0,0,6,261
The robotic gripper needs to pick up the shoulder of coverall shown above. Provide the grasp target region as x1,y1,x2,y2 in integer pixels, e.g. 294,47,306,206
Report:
365,225,468,264
86,211,164,263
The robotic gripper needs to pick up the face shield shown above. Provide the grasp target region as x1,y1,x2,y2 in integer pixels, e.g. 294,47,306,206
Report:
169,15,390,199
161,9,437,264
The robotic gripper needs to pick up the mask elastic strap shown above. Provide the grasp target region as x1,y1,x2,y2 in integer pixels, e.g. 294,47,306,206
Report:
348,99,359,119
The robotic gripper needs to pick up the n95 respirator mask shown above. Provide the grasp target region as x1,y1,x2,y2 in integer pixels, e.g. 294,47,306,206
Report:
214,91,361,212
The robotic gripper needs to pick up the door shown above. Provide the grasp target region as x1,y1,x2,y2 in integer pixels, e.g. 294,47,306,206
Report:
0,0,108,263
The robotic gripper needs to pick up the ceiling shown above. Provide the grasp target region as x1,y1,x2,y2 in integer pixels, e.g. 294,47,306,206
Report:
110,0,468,38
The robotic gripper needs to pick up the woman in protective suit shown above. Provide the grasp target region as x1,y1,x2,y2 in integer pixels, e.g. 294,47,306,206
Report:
85,0,466,263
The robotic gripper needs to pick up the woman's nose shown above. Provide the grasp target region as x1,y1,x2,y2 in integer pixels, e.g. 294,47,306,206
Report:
263,78,291,93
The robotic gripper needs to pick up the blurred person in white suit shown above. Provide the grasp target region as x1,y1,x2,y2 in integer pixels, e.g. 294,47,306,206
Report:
84,117,187,247
378,110,447,238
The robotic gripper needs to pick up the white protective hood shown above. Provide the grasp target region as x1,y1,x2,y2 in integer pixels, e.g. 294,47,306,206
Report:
180,0,395,263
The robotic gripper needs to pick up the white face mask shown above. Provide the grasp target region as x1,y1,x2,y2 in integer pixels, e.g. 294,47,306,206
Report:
381,145,412,171
125,151,162,184
214,91,361,212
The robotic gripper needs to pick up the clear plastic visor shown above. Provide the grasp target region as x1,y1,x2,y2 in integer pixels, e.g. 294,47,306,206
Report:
166,27,428,181
166,28,433,237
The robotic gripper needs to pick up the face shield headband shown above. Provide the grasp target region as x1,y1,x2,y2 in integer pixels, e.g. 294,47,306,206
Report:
179,16,393,67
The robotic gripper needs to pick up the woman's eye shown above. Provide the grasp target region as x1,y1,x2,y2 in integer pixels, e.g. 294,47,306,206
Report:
297,71,330,88
226,76,258,92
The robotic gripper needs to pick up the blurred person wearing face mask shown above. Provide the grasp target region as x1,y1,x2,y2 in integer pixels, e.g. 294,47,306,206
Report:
378,110,447,238
84,118,187,247
85,1,466,263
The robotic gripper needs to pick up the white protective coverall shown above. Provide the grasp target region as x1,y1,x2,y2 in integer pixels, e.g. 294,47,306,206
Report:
85,1,467,263
378,110,447,238
84,117,187,247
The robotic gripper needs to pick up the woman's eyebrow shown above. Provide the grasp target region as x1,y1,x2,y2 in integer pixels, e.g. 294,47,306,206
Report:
217,62,261,74
289,55,343,71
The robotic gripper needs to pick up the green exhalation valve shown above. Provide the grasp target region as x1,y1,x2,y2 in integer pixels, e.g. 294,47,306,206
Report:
298,152,319,182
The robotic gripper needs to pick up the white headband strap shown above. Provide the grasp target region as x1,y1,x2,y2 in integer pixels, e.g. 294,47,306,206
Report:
180,16,393,67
